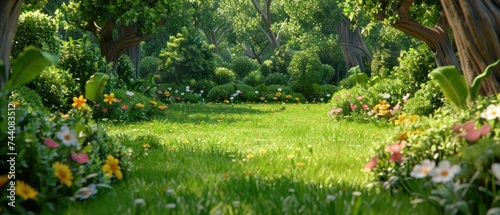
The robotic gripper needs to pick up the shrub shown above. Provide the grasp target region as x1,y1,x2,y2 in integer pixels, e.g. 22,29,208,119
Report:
263,73,289,85
234,84,256,102
0,107,132,214
319,84,337,102
117,55,136,81
26,65,80,112
242,70,263,87
60,37,112,93
321,64,336,85
213,67,236,85
288,51,324,98
231,56,260,80
213,54,231,69
193,79,216,96
404,80,444,116
207,84,238,102
260,60,273,76
12,86,45,112
139,56,160,78
12,10,60,58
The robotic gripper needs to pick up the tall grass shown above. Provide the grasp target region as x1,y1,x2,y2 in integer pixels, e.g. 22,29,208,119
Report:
55,103,434,214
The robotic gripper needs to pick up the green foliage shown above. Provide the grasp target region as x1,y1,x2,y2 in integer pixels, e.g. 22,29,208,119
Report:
272,47,294,74
347,66,369,86
234,84,256,102
470,59,500,101
404,81,444,116
7,46,59,89
26,65,79,112
392,44,436,96
22,0,48,11
260,60,273,76
429,66,469,109
288,51,325,98
0,107,132,214
193,79,216,96
242,70,263,87
12,10,60,58
12,86,45,112
207,84,237,102
159,27,215,84
371,49,396,77
213,67,236,85
85,73,110,103
230,56,260,80
60,38,112,93
263,73,289,85
213,54,232,69
139,56,160,78
117,55,136,81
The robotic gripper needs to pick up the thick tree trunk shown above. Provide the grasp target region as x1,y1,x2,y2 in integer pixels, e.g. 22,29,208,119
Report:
0,0,23,87
374,0,460,68
125,44,140,79
338,15,373,72
441,0,500,95
99,23,146,70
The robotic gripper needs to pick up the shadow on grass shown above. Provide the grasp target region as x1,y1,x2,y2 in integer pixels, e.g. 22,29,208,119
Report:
58,145,436,215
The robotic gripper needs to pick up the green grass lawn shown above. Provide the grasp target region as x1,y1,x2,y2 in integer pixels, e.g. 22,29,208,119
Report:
55,103,434,214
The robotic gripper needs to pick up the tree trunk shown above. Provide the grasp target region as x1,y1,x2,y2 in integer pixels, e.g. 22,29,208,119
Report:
125,43,140,79
338,15,373,72
374,0,460,68
441,0,500,95
0,0,23,87
100,23,146,70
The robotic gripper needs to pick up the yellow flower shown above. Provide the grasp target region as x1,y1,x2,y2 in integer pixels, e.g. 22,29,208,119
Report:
72,95,87,110
259,149,266,154
408,115,419,122
287,154,295,159
295,97,300,101
143,143,150,148
246,154,254,159
61,114,70,119
15,180,38,200
286,95,292,99
159,104,168,110
150,100,157,107
53,162,73,187
395,113,407,125
164,91,170,97
224,100,229,103
136,103,145,108
0,175,8,188
276,92,282,97
296,162,305,167
103,93,117,105
273,97,278,100
102,155,123,180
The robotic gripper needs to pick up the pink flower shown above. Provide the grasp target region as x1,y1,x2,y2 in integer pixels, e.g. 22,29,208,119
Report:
462,124,492,142
94,103,100,107
71,152,89,164
121,105,129,110
389,152,404,163
260,97,265,101
115,99,122,103
44,138,59,148
177,96,181,100
363,156,378,171
102,108,108,113
362,104,369,110
350,104,357,111
386,142,405,154
357,96,364,101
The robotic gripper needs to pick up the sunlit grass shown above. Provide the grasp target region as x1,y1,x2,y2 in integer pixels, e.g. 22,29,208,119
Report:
55,103,434,214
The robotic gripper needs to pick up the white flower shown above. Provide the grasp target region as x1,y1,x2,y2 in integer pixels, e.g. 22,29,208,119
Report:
133,198,146,206
278,88,282,92
165,203,176,208
125,91,134,97
492,163,500,181
57,125,79,148
168,87,172,91
74,184,98,199
175,90,178,93
255,91,259,94
181,92,184,96
352,191,361,196
232,201,240,207
236,90,241,94
186,86,190,89
200,90,204,94
402,93,411,102
230,97,234,100
326,195,336,201
379,93,391,99
288,188,295,193
165,189,174,195
320,98,324,101
326,93,331,97
232,93,238,97
480,104,500,120
430,160,461,183
410,159,435,178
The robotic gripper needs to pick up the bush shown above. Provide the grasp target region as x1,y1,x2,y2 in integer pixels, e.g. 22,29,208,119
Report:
319,84,338,102
213,67,236,85
404,80,444,116
193,79,216,96
139,56,160,78
231,56,260,80
288,51,324,98
12,86,45,112
60,37,112,93
234,84,256,102
207,84,238,102
12,10,60,58
321,64,336,85
263,73,289,85
242,70,263,87
26,65,80,112
260,60,273,76
117,55,136,80
0,107,132,214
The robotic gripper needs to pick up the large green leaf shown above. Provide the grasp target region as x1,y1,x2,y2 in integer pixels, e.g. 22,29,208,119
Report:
7,46,59,88
85,73,109,102
429,66,469,109
470,59,500,101
348,73,369,86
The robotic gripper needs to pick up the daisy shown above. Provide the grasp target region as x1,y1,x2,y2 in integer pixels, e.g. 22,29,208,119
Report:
410,159,435,178
56,126,78,148
430,160,461,183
